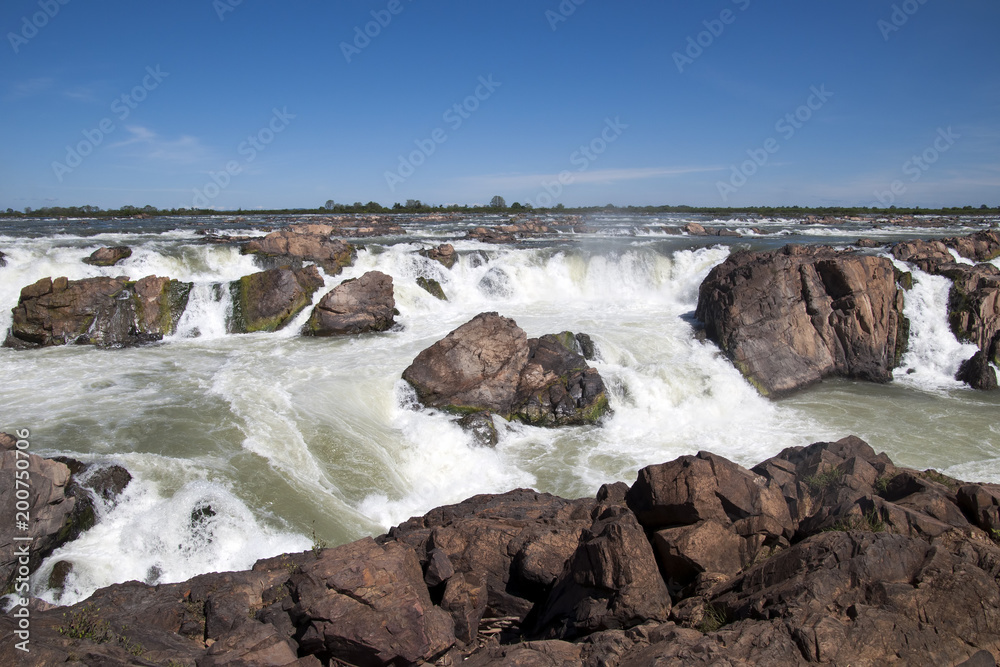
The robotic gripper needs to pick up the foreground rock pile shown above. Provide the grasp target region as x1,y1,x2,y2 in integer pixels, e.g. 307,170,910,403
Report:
4,436,999,666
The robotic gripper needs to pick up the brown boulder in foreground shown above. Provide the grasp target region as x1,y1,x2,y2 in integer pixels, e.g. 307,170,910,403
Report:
696,245,908,396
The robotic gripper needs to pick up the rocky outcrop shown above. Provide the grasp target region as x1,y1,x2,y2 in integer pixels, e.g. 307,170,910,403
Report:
82,246,132,267
7,436,1000,666
891,231,1000,364
0,250,6,267
419,243,457,269
227,266,324,334
0,434,98,595
696,245,908,396
468,221,550,244
956,350,999,390
402,313,610,427
3,275,192,349
289,538,455,665
242,224,356,274
303,271,395,336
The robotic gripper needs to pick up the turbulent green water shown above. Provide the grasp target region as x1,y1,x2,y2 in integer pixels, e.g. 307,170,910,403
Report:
0,213,996,606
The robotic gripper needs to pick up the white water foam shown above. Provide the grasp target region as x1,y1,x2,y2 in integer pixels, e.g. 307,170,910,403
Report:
894,266,981,392
32,470,310,606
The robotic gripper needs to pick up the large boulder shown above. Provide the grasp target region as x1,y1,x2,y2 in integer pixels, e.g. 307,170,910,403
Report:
956,350,999,390
0,433,96,594
303,270,395,336
402,313,610,426
3,275,192,349
529,504,672,640
289,538,456,665
82,246,132,267
227,266,324,333
946,264,1000,354
242,224,356,274
386,489,597,620
696,245,908,396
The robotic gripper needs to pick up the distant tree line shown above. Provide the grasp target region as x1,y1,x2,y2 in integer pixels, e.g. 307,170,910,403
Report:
3,200,998,220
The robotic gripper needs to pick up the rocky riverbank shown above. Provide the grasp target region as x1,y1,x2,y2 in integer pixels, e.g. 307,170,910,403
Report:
2,434,999,666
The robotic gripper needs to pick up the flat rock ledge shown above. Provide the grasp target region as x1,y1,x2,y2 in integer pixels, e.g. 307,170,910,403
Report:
402,312,610,428
5,435,999,666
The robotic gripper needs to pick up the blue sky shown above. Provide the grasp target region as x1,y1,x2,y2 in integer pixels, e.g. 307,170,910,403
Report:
1,0,998,210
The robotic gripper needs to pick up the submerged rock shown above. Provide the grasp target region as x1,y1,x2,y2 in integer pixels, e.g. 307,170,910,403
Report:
227,266,324,334
417,276,447,301
3,275,192,349
242,224,356,274
304,270,395,336
401,312,610,427
82,246,132,267
696,245,908,396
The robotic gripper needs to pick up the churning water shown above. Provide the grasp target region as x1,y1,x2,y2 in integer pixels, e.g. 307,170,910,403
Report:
1,214,997,606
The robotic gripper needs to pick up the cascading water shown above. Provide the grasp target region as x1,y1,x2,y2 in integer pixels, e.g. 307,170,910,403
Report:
0,216,996,607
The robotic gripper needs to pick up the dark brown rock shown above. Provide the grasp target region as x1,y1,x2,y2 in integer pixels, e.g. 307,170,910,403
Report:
403,312,530,415
891,238,955,272
947,264,1000,354
441,572,488,645
420,243,457,269
304,271,395,336
0,434,95,593
82,246,132,267
945,229,1000,263
402,313,610,426
242,224,356,274
530,504,671,640
4,274,191,349
958,483,1000,533
289,537,455,665
856,238,881,248
957,350,999,390
702,531,1000,666
227,266,324,333
696,245,908,396
387,489,596,619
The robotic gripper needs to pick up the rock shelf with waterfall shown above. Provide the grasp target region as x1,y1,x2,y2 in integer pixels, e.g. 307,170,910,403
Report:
0,213,998,665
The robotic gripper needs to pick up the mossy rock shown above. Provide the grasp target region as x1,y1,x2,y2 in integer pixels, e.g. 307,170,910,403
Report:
416,277,447,301
895,269,914,291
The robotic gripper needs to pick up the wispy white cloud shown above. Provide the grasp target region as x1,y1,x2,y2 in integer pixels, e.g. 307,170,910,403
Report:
460,166,725,191
109,126,213,164
8,78,54,99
